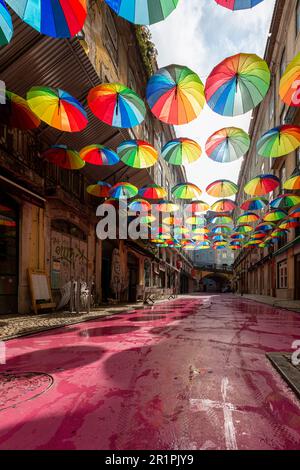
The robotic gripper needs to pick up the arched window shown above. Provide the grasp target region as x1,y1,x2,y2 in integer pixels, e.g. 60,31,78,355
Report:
51,219,87,241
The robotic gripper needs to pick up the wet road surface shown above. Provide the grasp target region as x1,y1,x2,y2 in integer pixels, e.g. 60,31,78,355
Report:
1,294,300,450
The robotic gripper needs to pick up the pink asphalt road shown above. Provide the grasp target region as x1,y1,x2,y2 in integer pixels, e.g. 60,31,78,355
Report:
1,294,300,450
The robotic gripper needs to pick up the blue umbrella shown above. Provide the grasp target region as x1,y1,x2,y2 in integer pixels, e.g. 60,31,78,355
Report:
0,0,13,46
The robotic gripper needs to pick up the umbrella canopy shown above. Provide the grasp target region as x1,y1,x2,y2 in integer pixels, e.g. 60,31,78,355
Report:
0,215,16,227
156,200,179,212
255,222,275,232
109,182,138,200
0,0,13,46
205,127,250,163
206,180,238,198
283,173,300,190
244,174,280,196
279,52,300,107
205,53,270,116
139,184,167,200
27,86,88,132
139,215,156,224
215,0,264,10
172,183,202,200
128,199,151,213
210,215,233,224
235,224,254,233
257,125,300,158
252,231,267,239
146,64,205,125
231,233,245,240
186,216,206,225
236,212,260,224
279,218,300,229
80,145,119,166
212,235,228,242
6,0,87,38
210,199,237,212
0,91,40,130
271,229,290,238
240,197,268,211
88,83,146,129
162,138,202,165
186,201,210,213
289,207,300,218
86,181,112,198
42,145,85,170
263,210,287,222
163,216,183,226
104,0,179,25
192,227,210,234
270,194,300,209
196,242,211,249
118,140,158,168
212,225,232,234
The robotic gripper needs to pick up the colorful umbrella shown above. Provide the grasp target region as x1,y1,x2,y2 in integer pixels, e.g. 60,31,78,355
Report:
289,207,300,218
109,182,138,200
263,210,287,222
192,227,210,234
42,145,85,170
236,212,259,224
206,180,238,198
139,215,156,224
163,216,182,226
118,140,158,169
270,194,300,209
257,125,300,158
255,222,275,232
104,0,179,25
279,218,300,229
240,197,268,211
0,215,16,227
210,215,233,224
0,0,13,46
196,242,211,249
128,199,151,213
236,224,254,233
156,200,179,212
205,127,250,163
252,231,267,239
271,229,289,238
162,138,202,166
283,173,300,191
27,86,87,132
172,183,202,200
80,145,119,166
146,64,205,125
212,235,228,242
6,0,87,38
215,1,264,10
231,233,245,240
279,52,300,107
88,83,146,129
191,235,209,242
230,245,241,250
0,91,40,130
86,181,112,198
186,216,206,225
205,53,270,116
139,184,167,200
186,201,210,213
210,199,237,212
212,225,232,234
244,174,280,196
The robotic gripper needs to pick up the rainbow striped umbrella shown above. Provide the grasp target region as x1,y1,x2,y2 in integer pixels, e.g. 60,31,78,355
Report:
0,215,16,227
192,227,210,234
109,182,138,200
215,0,264,10
247,239,261,246
118,140,158,168
283,173,300,191
104,0,179,25
139,215,156,224
196,242,211,249
162,138,202,165
240,197,268,211
128,199,151,213
231,233,245,240
156,201,179,212
163,216,182,226
255,222,275,232
289,207,300,218
211,199,237,212
6,0,87,38
206,127,250,163
87,181,112,198
213,245,226,250
88,83,146,129
206,180,238,198
191,234,209,242
80,145,119,166
230,245,241,250
252,231,267,239
212,235,228,242
27,86,88,132
279,52,300,107
270,194,300,209
212,225,232,234
0,0,13,46
186,216,206,225
186,201,210,213
0,91,40,130
279,218,300,229
257,125,300,158
139,184,167,200
210,215,233,225
244,174,280,196
205,53,270,116
271,229,290,238
172,183,202,200
42,145,85,170
263,210,287,222
236,212,260,224
146,64,205,125
174,226,190,235
236,224,254,233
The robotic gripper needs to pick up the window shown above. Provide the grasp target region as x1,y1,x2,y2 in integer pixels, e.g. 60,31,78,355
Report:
278,260,288,289
296,0,300,36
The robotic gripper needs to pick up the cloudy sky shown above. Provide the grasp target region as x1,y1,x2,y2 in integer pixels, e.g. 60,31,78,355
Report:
150,0,276,204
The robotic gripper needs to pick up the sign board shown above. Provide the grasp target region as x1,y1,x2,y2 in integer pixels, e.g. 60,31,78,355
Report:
28,269,56,314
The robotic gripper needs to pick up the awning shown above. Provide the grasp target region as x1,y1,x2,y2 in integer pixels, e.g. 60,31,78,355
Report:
0,174,46,208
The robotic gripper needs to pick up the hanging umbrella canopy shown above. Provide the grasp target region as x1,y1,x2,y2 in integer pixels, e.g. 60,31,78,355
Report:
139,215,156,224
139,184,167,200
257,125,300,158
236,212,260,224
80,145,119,166
235,224,254,233
271,229,290,238
215,0,264,10
118,140,158,168
0,0,13,46
172,183,202,200
211,199,237,212
255,222,275,232
289,207,300,218
109,183,138,200
104,0,179,25
186,216,206,225
192,227,210,234
205,127,250,163
174,226,190,235
240,197,268,211
279,52,300,107
146,64,205,125
206,179,238,198
283,173,300,190
213,245,226,250
212,225,232,234
0,91,40,130
0,215,16,227
212,235,228,242
270,194,300,209
191,234,209,242
252,231,267,239
196,242,211,249
247,239,261,245
27,86,88,132
231,233,245,240
205,53,270,116
186,201,210,213
210,215,233,224
230,245,241,250
86,181,112,198
162,138,202,165
244,174,280,196
163,216,182,226
156,200,179,212
263,210,287,222
279,218,300,229
6,0,87,38
88,83,146,129
42,145,85,170
128,199,151,213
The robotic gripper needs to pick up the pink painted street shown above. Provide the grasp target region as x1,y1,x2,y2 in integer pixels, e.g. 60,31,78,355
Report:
1,294,300,450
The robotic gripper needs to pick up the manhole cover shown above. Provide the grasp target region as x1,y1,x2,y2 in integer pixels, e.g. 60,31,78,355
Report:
0,372,54,412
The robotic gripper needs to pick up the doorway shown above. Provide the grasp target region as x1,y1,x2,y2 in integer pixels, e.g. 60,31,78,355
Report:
127,253,139,303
